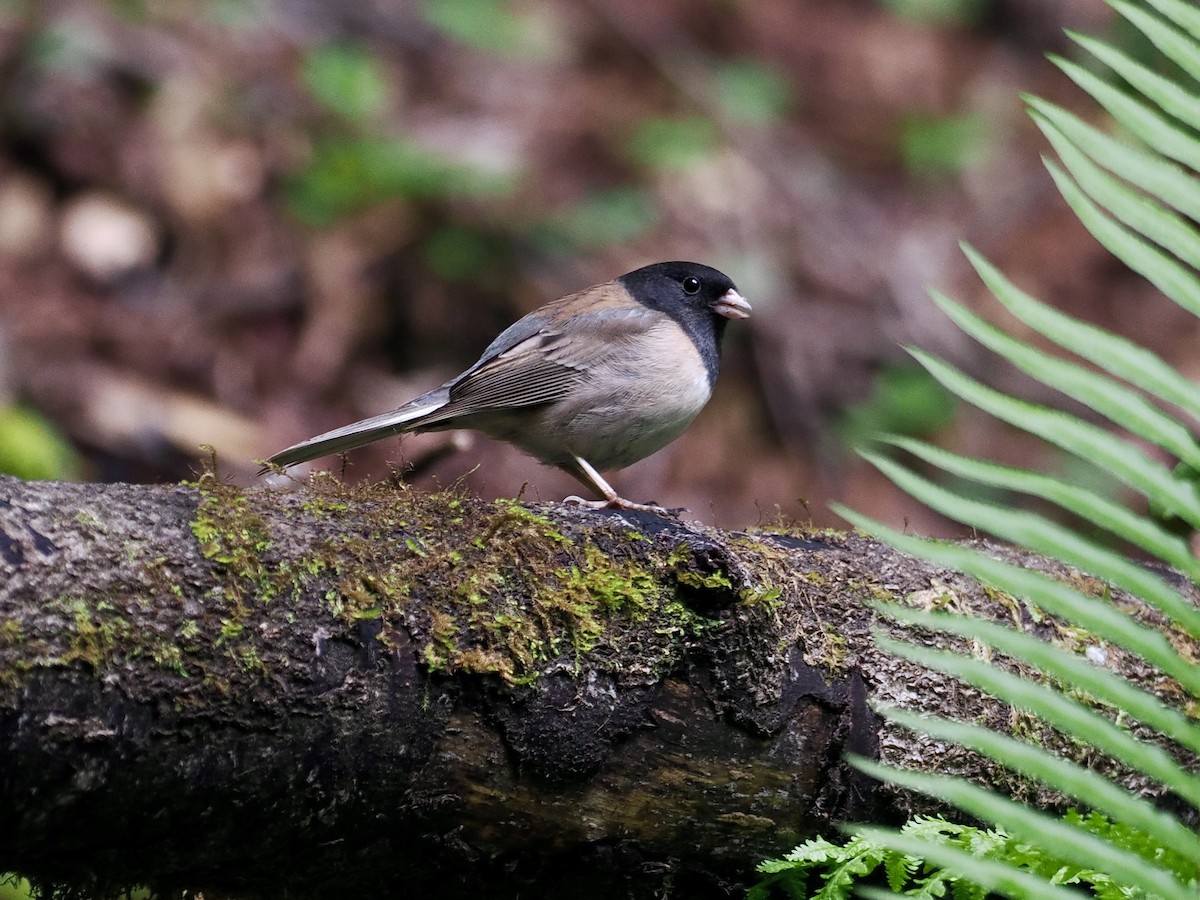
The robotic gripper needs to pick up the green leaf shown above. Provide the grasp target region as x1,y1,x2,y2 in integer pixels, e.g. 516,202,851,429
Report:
287,136,511,225
1118,0,1200,80
883,436,1200,582
1035,115,1200,270
1051,54,1200,170
421,0,533,56
1043,157,1200,316
871,600,1200,755
876,0,987,26
777,836,842,865
302,43,389,123
930,290,1200,470
626,115,719,170
839,362,957,443
845,827,1081,900
864,705,1200,857
713,59,792,125
907,348,1200,528
884,849,914,892
0,406,79,481
815,841,884,899
833,505,1200,695
1065,809,1199,882
873,633,1200,807
531,186,660,250
863,448,1200,637
1024,97,1200,221
423,225,508,283
851,758,1195,900
961,244,1200,421
899,113,990,177
1068,31,1200,130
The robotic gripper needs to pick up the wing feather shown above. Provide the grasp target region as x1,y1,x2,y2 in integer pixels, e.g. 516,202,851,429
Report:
422,297,661,422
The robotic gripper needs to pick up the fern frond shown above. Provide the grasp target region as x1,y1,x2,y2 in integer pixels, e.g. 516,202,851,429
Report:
960,245,1200,421
852,758,1195,900
907,349,1200,528
1050,55,1200,169
1043,158,1200,316
928,291,1200,468
1066,30,1200,129
861,449,1200,637
882,436,1200,580
754,3,1200,897
1117,0,1200,80
869,602,1200,755
835,506,1200,696
1023,97,1200,219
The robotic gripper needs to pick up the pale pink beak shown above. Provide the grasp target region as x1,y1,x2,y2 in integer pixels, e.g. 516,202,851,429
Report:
712,288,751,320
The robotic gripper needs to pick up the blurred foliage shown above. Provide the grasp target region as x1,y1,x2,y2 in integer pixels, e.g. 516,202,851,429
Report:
420,0,544,57
900,113,992,177
0,406,80,481
289,38,517,226
713,59,794,126
302,43,391,124
626,115,720,171
26,18,112,74
423,224,511,284
0,0,1144,528
837,362,957,445
287,136,511,226
530,186,661,252
877,0,990,26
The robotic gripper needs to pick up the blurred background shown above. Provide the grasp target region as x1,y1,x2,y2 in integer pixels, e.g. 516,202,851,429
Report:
0,0,1191,531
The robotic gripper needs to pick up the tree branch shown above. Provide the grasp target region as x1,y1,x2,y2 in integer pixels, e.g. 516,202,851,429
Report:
0,472,1191,899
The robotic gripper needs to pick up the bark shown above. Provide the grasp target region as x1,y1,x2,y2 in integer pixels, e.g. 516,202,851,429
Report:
0,472,1192,899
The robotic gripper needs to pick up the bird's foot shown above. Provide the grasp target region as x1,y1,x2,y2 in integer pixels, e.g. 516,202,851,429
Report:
563,495,686,517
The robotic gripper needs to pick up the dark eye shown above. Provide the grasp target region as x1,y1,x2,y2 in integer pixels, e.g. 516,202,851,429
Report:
682,276,701,295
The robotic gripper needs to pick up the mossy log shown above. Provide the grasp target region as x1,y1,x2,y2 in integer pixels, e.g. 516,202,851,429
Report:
0,472,1191,899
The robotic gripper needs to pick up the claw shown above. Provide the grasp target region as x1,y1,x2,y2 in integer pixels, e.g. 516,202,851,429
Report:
563,495,684,517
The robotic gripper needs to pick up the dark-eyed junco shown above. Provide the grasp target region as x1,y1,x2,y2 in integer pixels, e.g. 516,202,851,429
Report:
265,261,750,512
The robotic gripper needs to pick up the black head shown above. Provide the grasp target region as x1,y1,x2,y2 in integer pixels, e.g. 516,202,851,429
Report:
617,261,750,384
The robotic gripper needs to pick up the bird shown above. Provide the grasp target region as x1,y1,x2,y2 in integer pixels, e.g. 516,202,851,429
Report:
264,261,750,513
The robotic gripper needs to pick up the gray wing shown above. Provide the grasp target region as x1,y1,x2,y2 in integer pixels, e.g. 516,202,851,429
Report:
417,299,661,425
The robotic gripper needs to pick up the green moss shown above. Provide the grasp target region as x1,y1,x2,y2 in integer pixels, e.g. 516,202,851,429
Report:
179,467,749,689
73,509,106,532
0,620,31,690
423,608,461,673
234,644,265,673
152,644,189,677
668,542,780,606
401,506,728,685
187,472,273,598
62,598,133,669
556,545,657,618
486,498,570,544
299,476,351,518
817,621,849,669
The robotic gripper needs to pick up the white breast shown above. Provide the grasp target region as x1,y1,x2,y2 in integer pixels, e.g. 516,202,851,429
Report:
548,321,714,470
